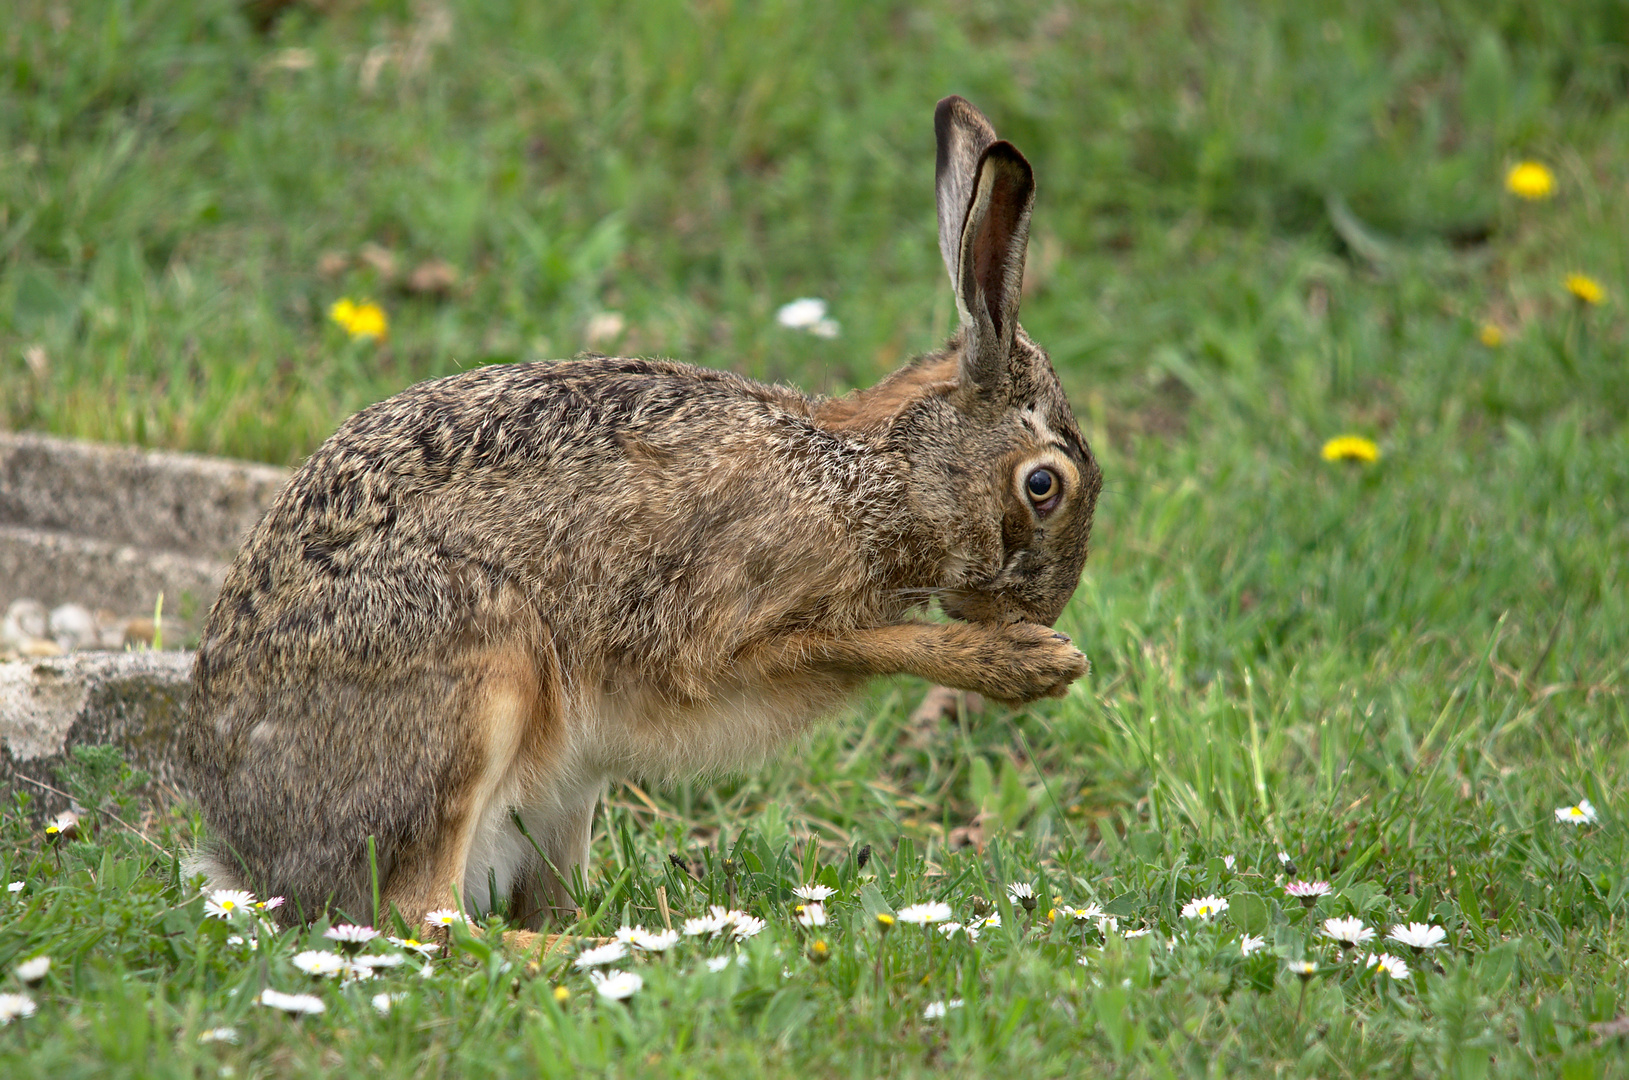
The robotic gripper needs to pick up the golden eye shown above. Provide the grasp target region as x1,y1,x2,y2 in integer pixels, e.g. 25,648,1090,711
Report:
1025,467,1058,503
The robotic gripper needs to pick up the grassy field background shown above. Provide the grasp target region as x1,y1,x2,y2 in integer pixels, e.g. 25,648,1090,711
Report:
3,0,1628,1076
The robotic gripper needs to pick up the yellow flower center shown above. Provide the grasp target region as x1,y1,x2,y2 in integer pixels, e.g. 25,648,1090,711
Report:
1505,161,1555,200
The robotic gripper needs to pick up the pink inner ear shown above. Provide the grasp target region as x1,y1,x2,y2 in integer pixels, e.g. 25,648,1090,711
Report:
971,165,1026,340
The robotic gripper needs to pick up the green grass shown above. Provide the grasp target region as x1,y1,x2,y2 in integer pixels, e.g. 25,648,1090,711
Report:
3,0,1629,1076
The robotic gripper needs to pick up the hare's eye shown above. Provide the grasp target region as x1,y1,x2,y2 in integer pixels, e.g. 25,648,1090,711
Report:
1025,468,1059,503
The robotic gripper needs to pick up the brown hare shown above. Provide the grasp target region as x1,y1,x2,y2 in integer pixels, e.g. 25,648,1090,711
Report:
182,96,1102,933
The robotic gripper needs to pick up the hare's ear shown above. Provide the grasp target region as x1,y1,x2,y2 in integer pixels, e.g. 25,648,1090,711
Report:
951,141,1034,401
935,96,999,286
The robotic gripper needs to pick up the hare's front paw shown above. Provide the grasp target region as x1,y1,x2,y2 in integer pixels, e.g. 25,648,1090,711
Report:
964,621,1088,704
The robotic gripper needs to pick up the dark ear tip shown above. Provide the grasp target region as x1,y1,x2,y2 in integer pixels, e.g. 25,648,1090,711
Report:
979,140,1033,178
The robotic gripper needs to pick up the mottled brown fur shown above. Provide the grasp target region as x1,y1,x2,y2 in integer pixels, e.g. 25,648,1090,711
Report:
182,97,1104,930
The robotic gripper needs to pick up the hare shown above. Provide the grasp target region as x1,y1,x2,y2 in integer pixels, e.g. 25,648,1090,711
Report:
182,96,1102,933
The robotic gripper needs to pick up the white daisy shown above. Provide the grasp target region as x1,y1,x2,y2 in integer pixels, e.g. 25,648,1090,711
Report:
1386,923,1447,951
627,928,680,952
590,969,642,1001
1362,953,1410,980
340,962,377,982
921,999,964,1019
1096,915,1119,936
896,901,953,925
256,896,286,912
776,298,841,338
1240,934,1267,957
387,936,440,956
574,941,630,969
371,992,405,1015
683,913,730,938
323,924,379,950
1223,855,1236,871
1180,895,1228,921
352,953,405,969
6,882,22,895
971,912,1003,930
1286,960,1318,977
704,956,736,973
1284,880,1332,902
1124,927,1153,939
1071,903,1104,924
731,914,767,941
1006,883,1036,907
1320,917,1374,948
256,989,326,1015
0,992,37,1024
292,950,346,978
1555,799,1598,825
423,909,466,929
204,889,256,919
792,884,836,903
14,956,50,984
197,1027,238,1044
795,903,827,928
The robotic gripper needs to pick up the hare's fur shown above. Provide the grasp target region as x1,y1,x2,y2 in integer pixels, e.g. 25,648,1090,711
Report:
183,97,1102,929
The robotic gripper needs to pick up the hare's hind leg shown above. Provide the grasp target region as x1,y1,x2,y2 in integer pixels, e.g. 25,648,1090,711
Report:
379,643,556,931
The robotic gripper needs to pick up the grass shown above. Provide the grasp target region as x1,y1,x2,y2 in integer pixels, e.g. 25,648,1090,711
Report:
3,0,1629,1075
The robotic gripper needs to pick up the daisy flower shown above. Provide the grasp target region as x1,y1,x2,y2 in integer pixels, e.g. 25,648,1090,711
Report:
897,901,953,925
971,912,1003,930
1362,953,1410,980
590,969,642,1001
1180,895,1228,921
257,989,326,1015
792,884,836,903
1096,915,1119,936
1071,903,1105,924
1555,799,1598,825
371,992,405,1015
921,999,964,1019
256,896,286,912
1320,917,1374,948
292,950,346,978
352,953,405,970
775,298,840,339
197,1027,238,1044
1387,923,1447,951
795,903,827,928
704,956,741,973
629,928,680,952
1006,883,1037,911
0,993,36,1024
1284,880,1333,906
387,936,440,956
7,882,24,895
574,941,630,969
324,924,380,953
1240,934,1267,957
14,956,50,985
1223,855,1236,871
340,962,377,982
423,909,467,929
731,914,767,940
1286,960,1318,978
204,889,256,919
1124,927,1153,939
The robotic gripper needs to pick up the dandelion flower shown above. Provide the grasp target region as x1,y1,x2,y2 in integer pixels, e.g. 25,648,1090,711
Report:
1321,917,1374,948
292,950,346,978
1180,895,1228,921
807,939,831,964
1505,161,1556,201
1240,934,1267,957
14,956,50,985
1555,798,1597,825
204,889,256,919
1565,274,1605,306
256,989,326,1015
1321,435,1380,464
897,901,953,925
875,913,895,933
552,985,570,1002
795,903,827,928
323,924,379,952
0,993,37,1024
922,999,964,1019
589,969,642,1001
197,1027,238,1044
1284,880,1333,906
329,298,388,341
1361,953,1410,980
1387,923,1447,951
792,884,836,903
1478,323,1504,348
574,941,629,969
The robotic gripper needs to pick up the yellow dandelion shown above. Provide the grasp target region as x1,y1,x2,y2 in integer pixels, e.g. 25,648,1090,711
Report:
1477,324,1504,348
1565,274,1604,306
1504,161,1555,201
329,298,389,340
552,985,570,1003
1321,435,1380,464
